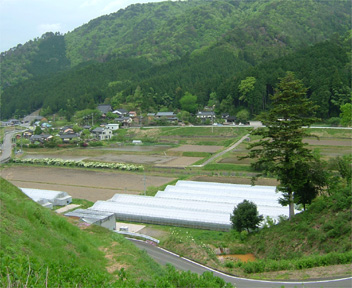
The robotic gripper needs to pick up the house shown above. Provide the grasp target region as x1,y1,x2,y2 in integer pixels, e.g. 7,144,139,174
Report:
112,109,128,116
222,114,237,124
91,127,112,140
155,112,178,123
29,134,51,143
129,111,137,118
59,133,80,143
106,124,119,131
156,112,175,118
196,111,215,120
97,105,112,115
115,116,133,127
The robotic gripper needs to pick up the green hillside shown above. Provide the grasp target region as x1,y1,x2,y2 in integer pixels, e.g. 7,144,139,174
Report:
1,0,351,120
0,178,233,287
2,36,350,120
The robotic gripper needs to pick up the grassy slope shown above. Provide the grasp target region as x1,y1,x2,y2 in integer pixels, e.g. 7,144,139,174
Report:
0,177,164,287
0,178,234,287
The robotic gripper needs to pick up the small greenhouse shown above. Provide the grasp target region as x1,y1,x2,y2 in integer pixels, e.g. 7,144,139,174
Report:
20,188,72,207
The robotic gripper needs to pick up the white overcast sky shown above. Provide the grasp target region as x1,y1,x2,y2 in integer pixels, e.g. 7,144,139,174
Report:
0,0,168,52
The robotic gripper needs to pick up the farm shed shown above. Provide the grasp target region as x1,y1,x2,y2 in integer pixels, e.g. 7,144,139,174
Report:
65,209,116,230
20,188,72,207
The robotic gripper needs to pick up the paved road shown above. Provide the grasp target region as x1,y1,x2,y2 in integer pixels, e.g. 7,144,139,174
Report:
130,239,352,288
0,131,15,163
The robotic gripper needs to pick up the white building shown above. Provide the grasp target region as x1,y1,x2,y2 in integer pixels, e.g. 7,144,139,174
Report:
106,124,119,131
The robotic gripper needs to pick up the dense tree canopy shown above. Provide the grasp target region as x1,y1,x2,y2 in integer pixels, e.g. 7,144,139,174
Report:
231,200,263,233
244,72,320,219
1,1,351,120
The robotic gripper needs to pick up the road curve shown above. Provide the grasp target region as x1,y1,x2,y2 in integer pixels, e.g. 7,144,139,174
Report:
129,239,352,288
0,131,15,163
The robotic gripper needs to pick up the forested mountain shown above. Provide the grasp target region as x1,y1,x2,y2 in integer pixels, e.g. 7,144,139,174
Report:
1,0,351,120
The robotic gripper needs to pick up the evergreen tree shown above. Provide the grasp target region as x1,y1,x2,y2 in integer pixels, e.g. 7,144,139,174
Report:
244,72,319,219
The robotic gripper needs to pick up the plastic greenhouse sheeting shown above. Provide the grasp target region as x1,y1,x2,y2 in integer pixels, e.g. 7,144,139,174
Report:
90,200,232,231
108,194,235,214
88,181,297,231
155,191,291,219
20,188,72,206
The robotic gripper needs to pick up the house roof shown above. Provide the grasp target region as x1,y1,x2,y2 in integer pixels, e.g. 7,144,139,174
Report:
92,127,104,133
197,111,215,116
59,133,79,139
112,109,128,115
156,112,175,117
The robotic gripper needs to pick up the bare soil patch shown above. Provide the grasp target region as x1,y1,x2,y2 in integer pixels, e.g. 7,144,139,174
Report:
1,166,174,202
304,139,351,146
154,156,202,168
191,175,279,186
168,145,223,153
89,154,176,165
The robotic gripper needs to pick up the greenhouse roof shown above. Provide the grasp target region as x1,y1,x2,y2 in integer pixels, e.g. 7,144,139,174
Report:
88,181,297,230
21,188,67,201
90,200,231,230
108,194,235,214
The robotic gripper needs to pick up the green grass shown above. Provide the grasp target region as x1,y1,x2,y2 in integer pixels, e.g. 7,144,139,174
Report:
0,177,234,287
182,151,211,157
203,163,254,172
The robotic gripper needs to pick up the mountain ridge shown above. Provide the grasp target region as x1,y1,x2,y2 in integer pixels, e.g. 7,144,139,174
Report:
1,0,351,120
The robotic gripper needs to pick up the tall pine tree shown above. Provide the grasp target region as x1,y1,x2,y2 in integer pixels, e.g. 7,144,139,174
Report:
244,72,319,219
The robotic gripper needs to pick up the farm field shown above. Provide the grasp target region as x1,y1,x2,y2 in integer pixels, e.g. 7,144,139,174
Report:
0,166,175,202
4,127,351,201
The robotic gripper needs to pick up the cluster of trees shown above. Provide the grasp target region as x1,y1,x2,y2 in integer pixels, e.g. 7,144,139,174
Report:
2,36,351,124
231,72,351,233
1,0,350,121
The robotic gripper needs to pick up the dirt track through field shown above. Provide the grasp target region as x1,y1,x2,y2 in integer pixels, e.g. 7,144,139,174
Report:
1,167,174,202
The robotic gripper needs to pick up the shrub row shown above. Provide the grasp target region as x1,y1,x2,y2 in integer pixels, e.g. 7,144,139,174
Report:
235,251,352,274
11,158,144,171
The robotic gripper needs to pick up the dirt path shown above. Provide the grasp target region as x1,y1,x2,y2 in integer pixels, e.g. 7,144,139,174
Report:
1,167,174,202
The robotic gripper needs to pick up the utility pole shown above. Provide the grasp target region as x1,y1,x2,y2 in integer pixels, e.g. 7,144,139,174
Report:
144,174,146,195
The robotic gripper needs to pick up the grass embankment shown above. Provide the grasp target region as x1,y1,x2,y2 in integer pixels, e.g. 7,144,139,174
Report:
0,178,233,287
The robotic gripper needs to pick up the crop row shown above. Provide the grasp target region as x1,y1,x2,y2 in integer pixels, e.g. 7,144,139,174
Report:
11,158,144,171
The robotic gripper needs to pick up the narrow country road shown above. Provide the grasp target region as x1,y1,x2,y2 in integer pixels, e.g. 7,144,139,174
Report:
130,239,352,288
0,131,15,163
192,133,251,167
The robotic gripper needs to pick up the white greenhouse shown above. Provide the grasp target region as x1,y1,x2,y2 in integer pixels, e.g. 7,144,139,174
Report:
108,194,235,214
21,188,72,208
86,181,296,231
90,200,232,230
